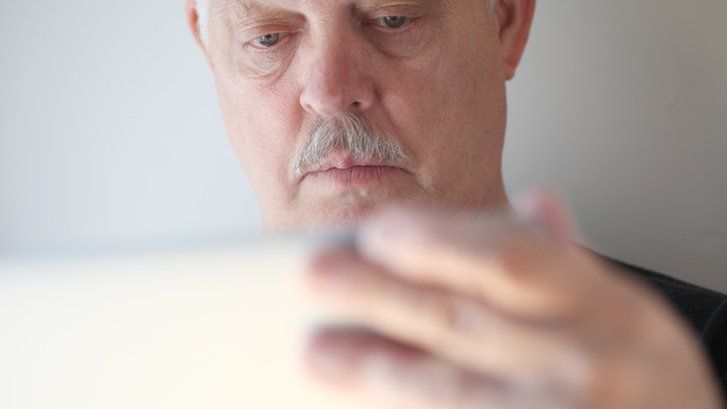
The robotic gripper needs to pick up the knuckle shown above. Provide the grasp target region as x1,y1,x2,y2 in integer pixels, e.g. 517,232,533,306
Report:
423,292,463,342
438,295,469,334
488,231,547,282
433,293,497,338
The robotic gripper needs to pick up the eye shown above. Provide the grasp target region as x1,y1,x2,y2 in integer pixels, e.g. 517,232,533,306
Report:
375,16,410,29
252,33,281,48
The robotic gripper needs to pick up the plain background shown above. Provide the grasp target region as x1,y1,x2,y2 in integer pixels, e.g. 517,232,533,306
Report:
1,0,725,292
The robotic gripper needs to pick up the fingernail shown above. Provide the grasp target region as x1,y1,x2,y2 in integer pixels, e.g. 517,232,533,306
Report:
307,344,347,379
304,331,354,381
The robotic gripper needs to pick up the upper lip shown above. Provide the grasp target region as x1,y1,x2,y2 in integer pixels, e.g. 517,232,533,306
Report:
295,152,402,183
314,156,388,172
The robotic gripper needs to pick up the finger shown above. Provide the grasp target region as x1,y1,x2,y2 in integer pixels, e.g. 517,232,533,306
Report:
513,189,584,245
303,248,591,383
357,195,609,316
304,328,572,409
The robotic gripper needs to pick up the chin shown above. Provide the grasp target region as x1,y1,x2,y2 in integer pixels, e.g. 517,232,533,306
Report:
266,194,398,232
302,200,380,231
264,177,432,231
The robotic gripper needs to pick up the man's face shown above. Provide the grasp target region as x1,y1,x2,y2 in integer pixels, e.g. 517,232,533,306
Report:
201,0,510,230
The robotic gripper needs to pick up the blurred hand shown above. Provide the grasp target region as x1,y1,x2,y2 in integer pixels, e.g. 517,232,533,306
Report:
302,192,723,409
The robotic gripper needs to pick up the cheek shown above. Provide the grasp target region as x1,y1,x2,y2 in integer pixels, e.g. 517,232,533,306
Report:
379,32,505,189
214,77,304,197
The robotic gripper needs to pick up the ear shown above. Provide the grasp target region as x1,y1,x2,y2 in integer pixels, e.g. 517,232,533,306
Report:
185,0,215,70
494,0,536,80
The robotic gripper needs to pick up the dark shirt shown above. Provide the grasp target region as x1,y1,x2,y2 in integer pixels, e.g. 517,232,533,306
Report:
603,256,727,401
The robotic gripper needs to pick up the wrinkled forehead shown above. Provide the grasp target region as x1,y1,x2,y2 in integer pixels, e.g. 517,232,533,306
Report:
204,0,440,14
198,0,474,44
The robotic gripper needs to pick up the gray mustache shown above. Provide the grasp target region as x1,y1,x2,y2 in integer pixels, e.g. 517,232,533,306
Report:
292,114,412,178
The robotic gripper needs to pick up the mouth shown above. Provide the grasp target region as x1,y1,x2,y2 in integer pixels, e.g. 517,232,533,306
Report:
309,165,400,186
297,154,407,187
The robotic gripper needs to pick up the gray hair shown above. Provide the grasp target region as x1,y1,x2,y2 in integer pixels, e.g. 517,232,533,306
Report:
195,0,497,45
292,113,411,178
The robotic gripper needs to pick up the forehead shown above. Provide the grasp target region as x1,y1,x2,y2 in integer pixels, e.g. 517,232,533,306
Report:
209,0,437,14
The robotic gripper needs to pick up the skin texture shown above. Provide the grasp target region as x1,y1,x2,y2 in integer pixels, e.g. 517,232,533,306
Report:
302,195,724,408
186,0,527,230
187,1,724,407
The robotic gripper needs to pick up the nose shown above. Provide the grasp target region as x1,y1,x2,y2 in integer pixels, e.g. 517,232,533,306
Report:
299,30,375,117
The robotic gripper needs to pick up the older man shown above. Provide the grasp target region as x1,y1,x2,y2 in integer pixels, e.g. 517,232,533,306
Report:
186,0,726,407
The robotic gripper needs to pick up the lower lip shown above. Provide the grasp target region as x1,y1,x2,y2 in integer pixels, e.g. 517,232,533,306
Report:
308,166,399,186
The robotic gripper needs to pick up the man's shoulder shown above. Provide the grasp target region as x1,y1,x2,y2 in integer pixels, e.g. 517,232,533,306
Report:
599,254,727,398
600,255,727,339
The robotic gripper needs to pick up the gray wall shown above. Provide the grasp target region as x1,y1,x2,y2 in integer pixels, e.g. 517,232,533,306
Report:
1,1,725,291
503,1,727,291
